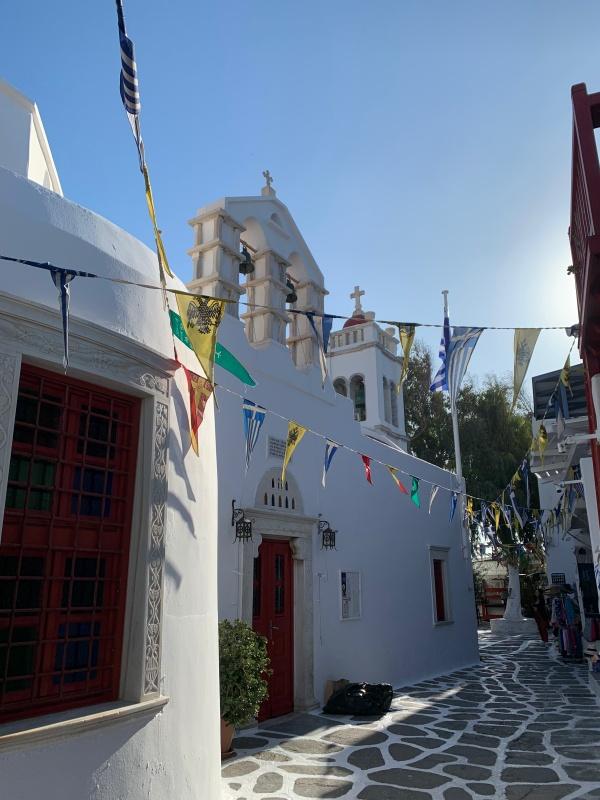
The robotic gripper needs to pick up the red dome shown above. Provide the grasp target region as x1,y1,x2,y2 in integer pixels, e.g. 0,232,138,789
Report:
343,314,366,328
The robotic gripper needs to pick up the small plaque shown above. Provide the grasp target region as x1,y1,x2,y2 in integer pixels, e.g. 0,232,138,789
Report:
340,570,361,620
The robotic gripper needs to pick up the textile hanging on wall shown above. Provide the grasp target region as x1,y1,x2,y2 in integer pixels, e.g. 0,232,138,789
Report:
512,328,541,409
243,399,266,470
387,466,408,495
322,440,338,488
175,295,225,385
282,421,306,482
183,366,213,455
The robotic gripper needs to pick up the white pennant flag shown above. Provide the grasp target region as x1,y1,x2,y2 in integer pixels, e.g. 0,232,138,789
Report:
428,485,440,514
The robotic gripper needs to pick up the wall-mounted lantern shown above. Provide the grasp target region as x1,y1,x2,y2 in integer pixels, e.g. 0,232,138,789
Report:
232,499,253,542
318,516,338,550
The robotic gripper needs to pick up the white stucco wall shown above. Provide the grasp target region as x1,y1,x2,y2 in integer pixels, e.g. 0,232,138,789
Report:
0,167,220,799
214,310,479,704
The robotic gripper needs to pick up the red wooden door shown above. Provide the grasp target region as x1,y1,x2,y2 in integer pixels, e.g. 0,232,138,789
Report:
252,539,293,720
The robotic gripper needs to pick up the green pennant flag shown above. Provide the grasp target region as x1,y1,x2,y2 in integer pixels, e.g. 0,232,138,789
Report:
169,309,256,387
410,476,420,508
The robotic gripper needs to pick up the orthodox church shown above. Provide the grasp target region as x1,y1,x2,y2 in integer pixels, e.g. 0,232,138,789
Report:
0,79,479,800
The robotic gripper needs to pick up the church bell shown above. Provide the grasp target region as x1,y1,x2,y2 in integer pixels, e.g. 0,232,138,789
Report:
239,245,255,275
285,278,297,304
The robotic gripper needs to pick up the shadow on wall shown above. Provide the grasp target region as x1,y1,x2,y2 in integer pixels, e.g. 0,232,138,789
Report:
169,380,196,502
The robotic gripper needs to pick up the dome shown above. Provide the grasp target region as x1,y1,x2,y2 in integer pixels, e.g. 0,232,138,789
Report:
343,314,366,328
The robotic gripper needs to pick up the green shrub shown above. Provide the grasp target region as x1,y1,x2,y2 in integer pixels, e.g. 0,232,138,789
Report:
219,619,271,728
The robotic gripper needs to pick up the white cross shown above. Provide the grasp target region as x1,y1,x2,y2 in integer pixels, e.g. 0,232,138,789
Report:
350,285,365,313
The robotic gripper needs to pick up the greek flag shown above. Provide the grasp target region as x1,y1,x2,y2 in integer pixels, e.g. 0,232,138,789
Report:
243,400,266,470
446,327,484,409
322,440,338,488
306,312,335,387
116,0,145,169
449,491,458,522
430,311,450,392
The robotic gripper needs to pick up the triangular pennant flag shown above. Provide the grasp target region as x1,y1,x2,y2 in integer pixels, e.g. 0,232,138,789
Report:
493,502,501,531
560,354,572,397
509,487,524,529
512,328,541,409
447,327,484,409
182,366,213,455
397,324,416,389
410,477,420,508
282,421,306,482
322,440,338,488
449,491,458,522
466,496,474,520
361,455,373,485
537,424,548,465
480,501,488,525
306,312,329,387
50,269,77,370
243,399,267,470
428,484,439,514
175,294,225,385
387,466,409,494
520,459,531,509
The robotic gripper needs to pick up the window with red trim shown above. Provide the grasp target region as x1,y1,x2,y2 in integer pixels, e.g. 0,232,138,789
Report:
0,365,140,722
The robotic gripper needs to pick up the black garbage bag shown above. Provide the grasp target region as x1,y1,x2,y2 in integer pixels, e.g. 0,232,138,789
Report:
323,682,393,716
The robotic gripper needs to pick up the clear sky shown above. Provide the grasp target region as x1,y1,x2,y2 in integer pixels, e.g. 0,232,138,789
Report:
3,0,599,391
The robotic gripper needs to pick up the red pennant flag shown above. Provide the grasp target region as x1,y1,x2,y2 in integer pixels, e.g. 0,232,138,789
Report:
386,466,409,494
183,365,213,455
361,454,373,485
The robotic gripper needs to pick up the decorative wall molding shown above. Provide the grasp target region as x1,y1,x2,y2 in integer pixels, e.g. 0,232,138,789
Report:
144,400,169,695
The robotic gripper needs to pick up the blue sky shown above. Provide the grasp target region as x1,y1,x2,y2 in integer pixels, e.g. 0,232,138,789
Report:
3,0,599,391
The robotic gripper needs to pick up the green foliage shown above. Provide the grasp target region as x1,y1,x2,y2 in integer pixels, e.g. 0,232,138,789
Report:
219,619,271,728
404,340,536,506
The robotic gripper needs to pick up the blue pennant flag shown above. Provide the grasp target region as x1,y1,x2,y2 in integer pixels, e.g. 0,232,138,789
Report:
306,312,336,388
322,440,338,488
449,491,458,522
519,459,531,509
50,268,77,370
243,399,266,470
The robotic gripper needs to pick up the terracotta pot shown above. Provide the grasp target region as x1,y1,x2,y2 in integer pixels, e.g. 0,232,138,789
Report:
220,718,235,759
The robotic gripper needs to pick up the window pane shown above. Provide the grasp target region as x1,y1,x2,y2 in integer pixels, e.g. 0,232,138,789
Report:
433,559,446,622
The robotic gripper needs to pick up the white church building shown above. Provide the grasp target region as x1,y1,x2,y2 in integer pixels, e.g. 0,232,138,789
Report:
0,79,479,799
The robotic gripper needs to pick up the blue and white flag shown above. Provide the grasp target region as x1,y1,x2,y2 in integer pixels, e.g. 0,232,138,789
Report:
446,327,484,409
306,312,335,388
449,491,458,522
50,269,77,370
116,0,145,170
243,399,266,470
430,310,451,392
322,439,338,487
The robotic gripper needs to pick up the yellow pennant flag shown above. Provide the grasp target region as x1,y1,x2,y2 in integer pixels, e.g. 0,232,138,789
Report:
143,165,174,280
560,355,572,397
397,324,416,390
386,465,409,494
466,496,474,519
513,328,541,409
282,421,307,482
493,502,501,531
175,294,225,385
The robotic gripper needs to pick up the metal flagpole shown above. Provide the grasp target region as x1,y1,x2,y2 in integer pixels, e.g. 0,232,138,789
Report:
442,289,463,481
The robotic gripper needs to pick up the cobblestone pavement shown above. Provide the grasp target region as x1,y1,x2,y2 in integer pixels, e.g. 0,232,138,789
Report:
222,632,600,799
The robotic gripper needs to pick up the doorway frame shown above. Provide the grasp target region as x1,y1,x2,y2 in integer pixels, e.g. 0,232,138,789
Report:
240,507,318,713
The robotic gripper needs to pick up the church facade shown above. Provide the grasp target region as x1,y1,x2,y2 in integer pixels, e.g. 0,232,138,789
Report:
0,79,479,798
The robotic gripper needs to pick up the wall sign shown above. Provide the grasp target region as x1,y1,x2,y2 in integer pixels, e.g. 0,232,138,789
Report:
340,570,361,620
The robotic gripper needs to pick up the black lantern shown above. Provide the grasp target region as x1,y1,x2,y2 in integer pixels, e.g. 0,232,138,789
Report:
232,499,253,542
318,517,337,550
285,277,297,304
239,245,255,275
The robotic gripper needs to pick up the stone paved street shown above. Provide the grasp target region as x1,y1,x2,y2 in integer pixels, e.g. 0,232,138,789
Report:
222,632,600,799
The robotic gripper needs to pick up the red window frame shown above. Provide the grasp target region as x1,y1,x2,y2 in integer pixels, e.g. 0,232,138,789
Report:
433,558,446,622
0,364,140,722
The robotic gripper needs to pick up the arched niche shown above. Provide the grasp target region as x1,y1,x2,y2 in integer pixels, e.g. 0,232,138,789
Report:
350,374,366,421
333,377,348,397
255,468,304,514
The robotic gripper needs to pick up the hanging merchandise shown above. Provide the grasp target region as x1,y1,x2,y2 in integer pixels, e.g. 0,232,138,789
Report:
183,367,213,455
243,400,267,470
387,466,409,494
410,477,420,508
512,328,541,409
428,485,439,514
175,295,225,385
282,421,307,482
322,440,338,488
361,455,373,485
396,324,417,388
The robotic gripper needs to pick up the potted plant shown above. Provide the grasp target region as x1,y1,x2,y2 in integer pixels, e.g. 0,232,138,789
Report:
218,619,271,758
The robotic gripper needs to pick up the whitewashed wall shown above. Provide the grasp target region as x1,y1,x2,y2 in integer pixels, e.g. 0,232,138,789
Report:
0,167,221,800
